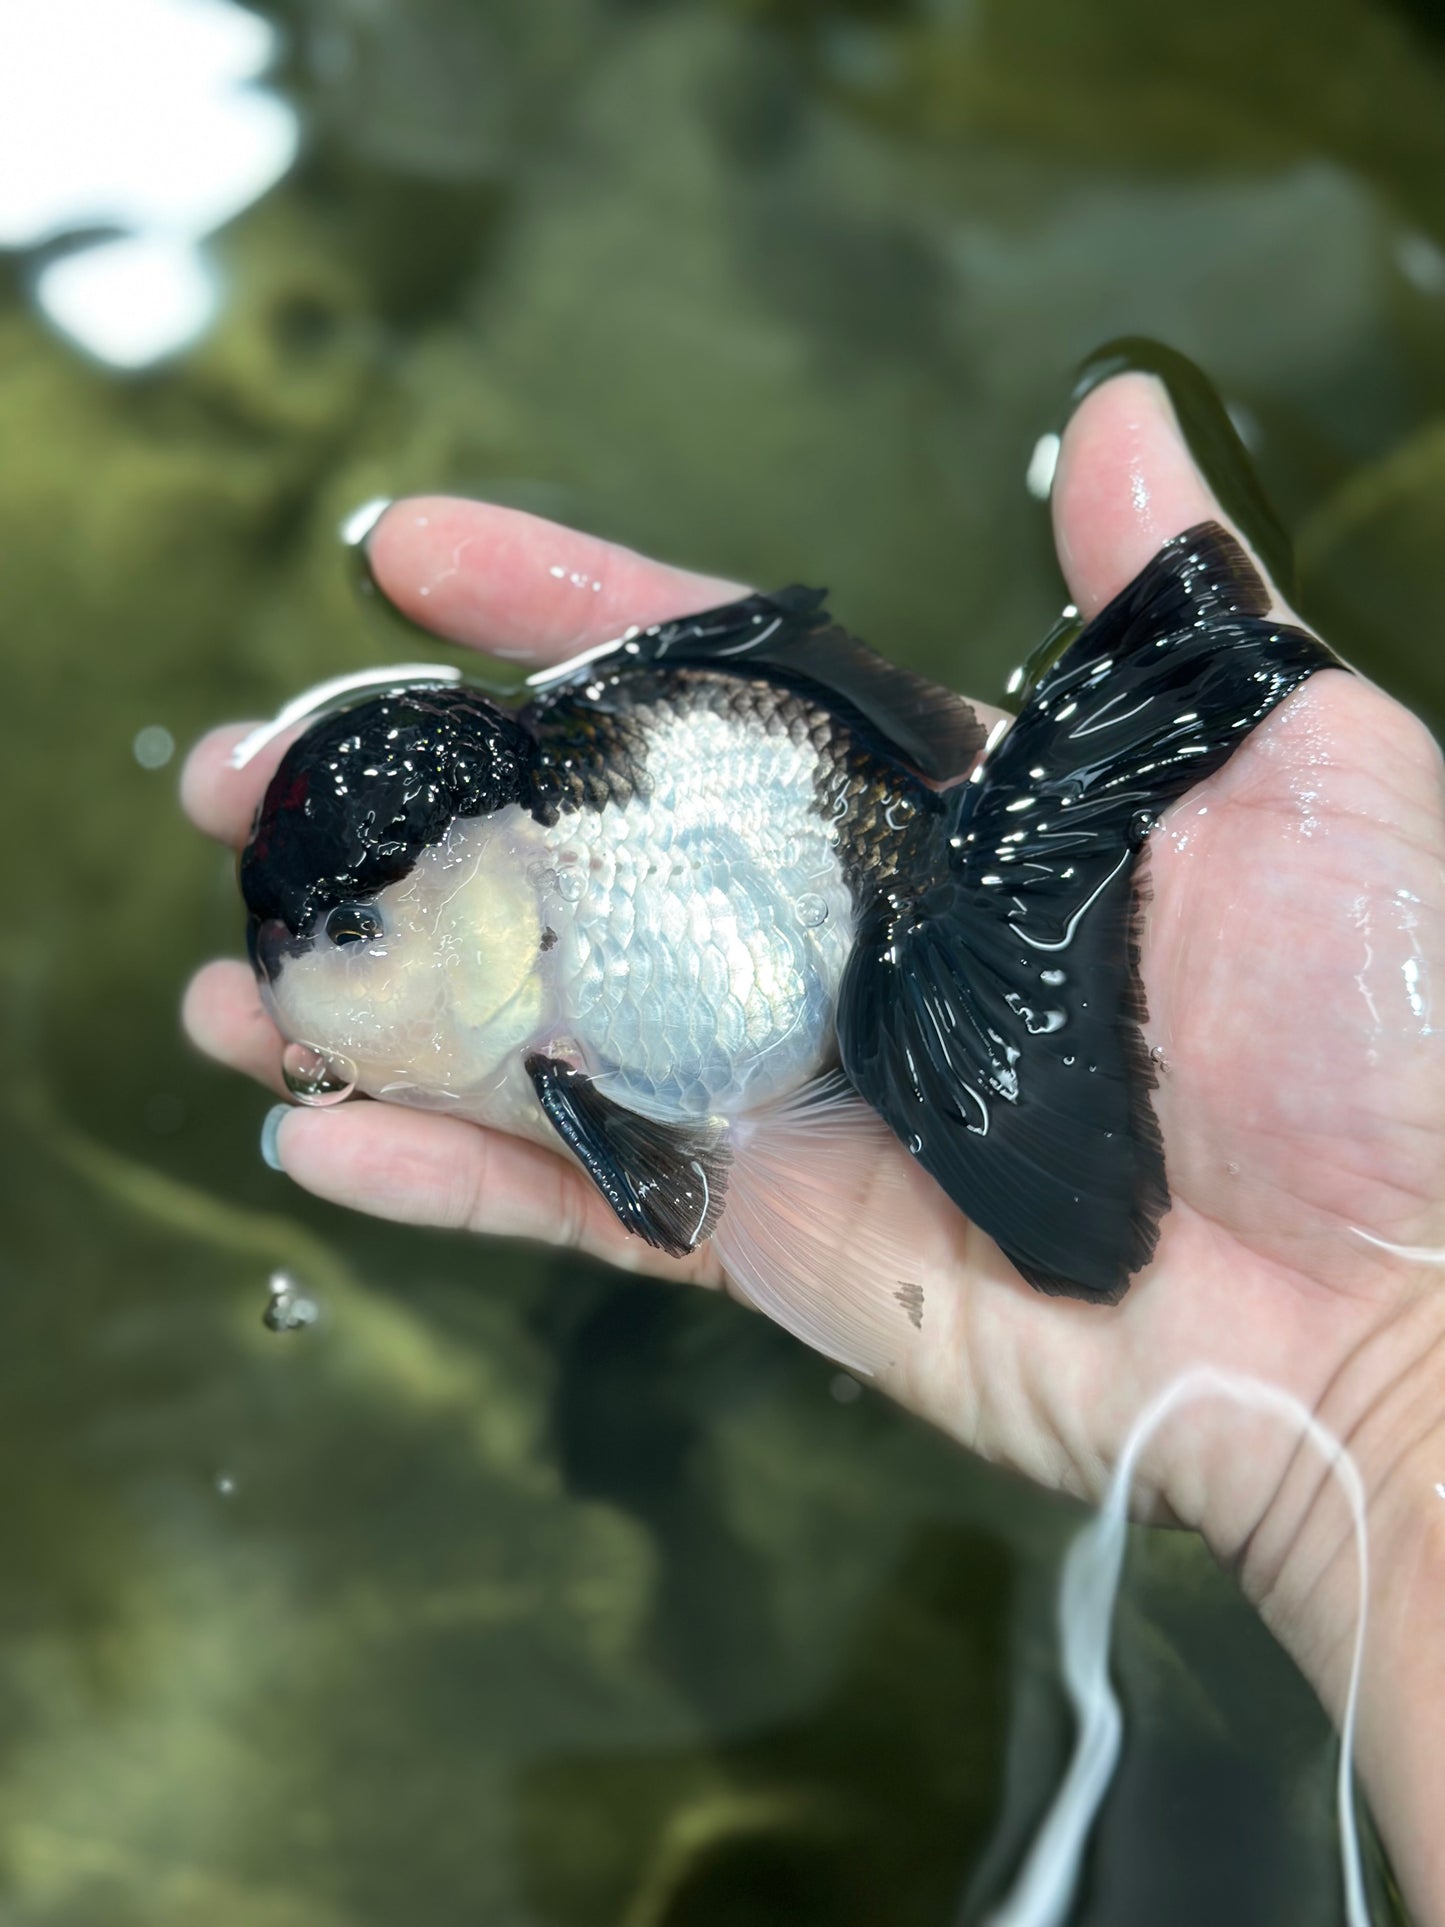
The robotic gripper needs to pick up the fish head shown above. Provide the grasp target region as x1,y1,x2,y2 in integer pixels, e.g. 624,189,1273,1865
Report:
240,686,549,1100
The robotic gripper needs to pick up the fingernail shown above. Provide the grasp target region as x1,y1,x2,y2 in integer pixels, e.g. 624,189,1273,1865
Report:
338,495,393,600
260,1104,291,1172
1067,336,1297,600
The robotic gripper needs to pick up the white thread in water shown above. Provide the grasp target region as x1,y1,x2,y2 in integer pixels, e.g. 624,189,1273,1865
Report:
984,1366,1372,1927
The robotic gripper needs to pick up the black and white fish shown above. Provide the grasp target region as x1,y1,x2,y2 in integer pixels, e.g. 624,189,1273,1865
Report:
237,523,1333,1370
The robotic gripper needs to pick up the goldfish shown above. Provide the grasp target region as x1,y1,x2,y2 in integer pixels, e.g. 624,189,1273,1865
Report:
236,522,1331,1369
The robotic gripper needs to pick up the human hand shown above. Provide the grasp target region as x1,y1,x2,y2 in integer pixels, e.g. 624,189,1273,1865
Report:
183,369,1445,1915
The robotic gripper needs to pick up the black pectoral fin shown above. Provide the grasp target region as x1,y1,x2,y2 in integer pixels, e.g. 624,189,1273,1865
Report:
531,586,986,784
839,521,1339,1301
525,1055,730,1258
838,871,1164,1301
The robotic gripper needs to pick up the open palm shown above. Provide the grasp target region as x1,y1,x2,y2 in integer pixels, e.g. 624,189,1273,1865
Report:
183,372,1445,1564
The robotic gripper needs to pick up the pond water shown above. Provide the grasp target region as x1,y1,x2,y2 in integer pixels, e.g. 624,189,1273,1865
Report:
2,0,1441,1920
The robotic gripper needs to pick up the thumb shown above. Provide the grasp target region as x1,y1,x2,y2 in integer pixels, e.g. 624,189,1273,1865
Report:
1050,345,1298,624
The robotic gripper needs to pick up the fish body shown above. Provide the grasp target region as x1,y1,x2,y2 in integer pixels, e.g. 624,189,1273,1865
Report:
239,526,1335,1369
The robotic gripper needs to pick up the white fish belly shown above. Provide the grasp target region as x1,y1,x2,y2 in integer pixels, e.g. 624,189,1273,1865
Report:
538,702,855,1121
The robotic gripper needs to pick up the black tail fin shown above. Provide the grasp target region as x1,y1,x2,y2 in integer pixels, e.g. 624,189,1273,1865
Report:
837,523,1338,1301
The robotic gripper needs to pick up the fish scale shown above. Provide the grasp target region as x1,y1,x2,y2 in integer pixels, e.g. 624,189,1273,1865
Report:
539,692,859,1119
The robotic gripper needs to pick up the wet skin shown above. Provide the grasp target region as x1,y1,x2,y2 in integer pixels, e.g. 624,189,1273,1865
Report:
183,372,1445,1920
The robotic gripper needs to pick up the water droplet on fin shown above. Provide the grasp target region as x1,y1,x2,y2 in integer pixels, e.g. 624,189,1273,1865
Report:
796,892,829,928
1128,810,1156,849
907,1134,924,1156
282,1042,357,1107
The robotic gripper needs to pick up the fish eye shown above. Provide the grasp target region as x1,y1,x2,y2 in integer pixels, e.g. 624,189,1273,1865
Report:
325,903,383,948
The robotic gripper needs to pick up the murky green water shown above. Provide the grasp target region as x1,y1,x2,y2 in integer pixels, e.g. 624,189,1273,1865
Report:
3,1,1442,1920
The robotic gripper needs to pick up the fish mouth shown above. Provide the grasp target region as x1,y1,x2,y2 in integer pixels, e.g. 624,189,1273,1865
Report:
248,916,313,985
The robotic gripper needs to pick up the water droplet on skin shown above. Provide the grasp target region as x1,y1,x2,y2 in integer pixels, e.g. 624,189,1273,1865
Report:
556,869,585,903
1150,1045,1170,1073
1225,1160,1241,1178
263,1271,319,1333
1040,968,1065,987
796,892,829,928
281,1042,357,1107
907,1133,923,1155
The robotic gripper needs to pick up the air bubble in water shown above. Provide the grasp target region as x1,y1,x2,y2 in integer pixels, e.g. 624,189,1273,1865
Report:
281,1042,357,1107
796,892,829,928
132,723,174,769
263,1270,319,1333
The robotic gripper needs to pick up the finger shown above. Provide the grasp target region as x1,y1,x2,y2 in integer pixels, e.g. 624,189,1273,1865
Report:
1051,371,1296,623
183,959,287,1094
263,1095,722,1285
180,722,292,850
365,497,746,662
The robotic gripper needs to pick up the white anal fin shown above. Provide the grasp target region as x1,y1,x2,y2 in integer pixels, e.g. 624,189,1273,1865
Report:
713,1076,931,1377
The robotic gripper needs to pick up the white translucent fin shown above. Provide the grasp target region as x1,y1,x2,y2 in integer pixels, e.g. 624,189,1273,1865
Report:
228,664,463,768
986,1366,1372,1927
713,1076,924,1377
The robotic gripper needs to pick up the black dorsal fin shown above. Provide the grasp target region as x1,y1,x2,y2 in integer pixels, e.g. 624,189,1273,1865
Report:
837,521,1338,1300
528,586,987,784
526,1054,730,1257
